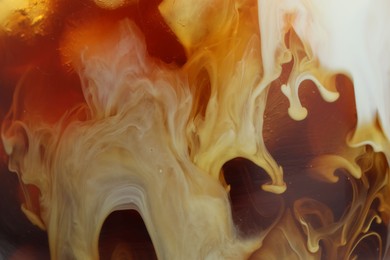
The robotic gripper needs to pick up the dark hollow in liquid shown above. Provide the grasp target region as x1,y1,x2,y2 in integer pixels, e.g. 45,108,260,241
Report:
99,210,157,260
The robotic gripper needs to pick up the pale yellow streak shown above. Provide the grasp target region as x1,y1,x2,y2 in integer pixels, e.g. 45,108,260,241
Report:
0,0,28,25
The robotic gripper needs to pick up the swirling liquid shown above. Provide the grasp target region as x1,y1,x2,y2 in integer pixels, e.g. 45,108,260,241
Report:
0,0,389,259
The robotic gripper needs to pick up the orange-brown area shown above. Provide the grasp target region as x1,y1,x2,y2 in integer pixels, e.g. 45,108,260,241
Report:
0,0,389,259
0,0,185,257
264,71,357,160
0,0,185,159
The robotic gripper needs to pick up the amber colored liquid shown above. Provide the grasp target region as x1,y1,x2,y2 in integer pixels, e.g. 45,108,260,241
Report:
0,0,184,258
0,1,388,259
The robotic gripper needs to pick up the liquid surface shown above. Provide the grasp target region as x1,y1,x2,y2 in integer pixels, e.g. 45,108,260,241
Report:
0,0,389,259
